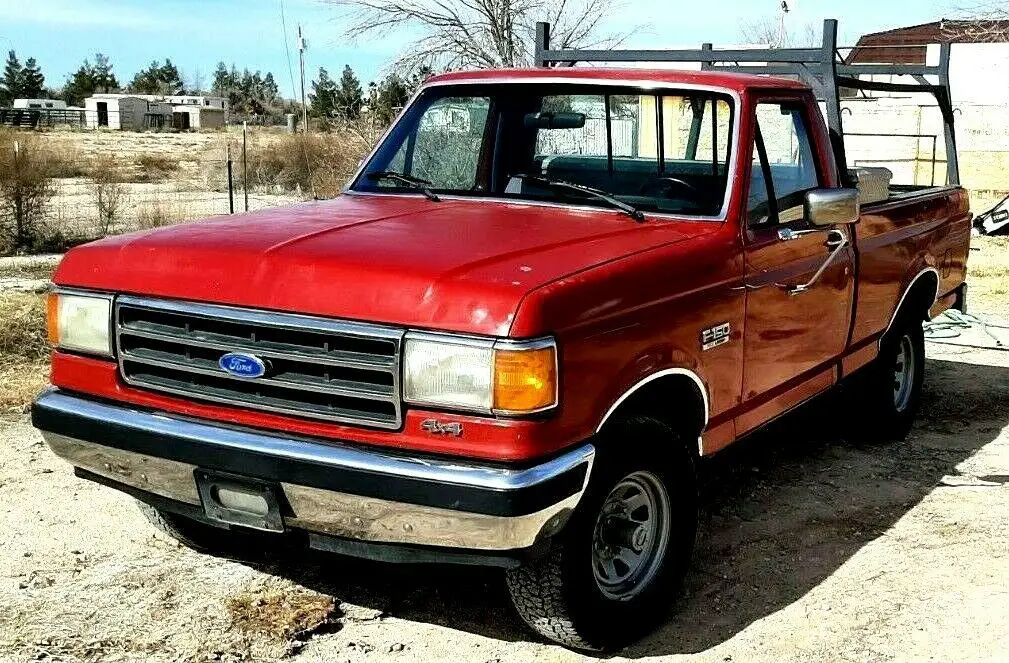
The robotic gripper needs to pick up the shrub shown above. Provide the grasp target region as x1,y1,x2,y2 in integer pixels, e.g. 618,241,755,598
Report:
0,130,58,252
0,292,48,362
91,155,127,236
136,153,180,177
0,292,51,411
136,200,172,229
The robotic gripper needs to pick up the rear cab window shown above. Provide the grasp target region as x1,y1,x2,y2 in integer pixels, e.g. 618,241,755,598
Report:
352,83,737,219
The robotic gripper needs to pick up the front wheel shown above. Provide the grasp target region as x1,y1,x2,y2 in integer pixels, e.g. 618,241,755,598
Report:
136,501,237,554
505,417,697,651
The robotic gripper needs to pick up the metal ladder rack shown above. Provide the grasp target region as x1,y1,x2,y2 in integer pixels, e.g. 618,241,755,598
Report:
534,18,959,187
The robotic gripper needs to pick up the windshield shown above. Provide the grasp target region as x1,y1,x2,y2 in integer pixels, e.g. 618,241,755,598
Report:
351,83,736,217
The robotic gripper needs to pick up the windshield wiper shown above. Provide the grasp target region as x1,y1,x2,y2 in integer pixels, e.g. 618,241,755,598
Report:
366,171,440,202
512,174,645,222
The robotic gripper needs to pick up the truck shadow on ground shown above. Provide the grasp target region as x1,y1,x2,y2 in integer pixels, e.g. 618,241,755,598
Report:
241,355,1009,656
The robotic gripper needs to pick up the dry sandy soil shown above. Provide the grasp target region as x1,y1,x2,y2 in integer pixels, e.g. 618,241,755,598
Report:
1,242,1009,662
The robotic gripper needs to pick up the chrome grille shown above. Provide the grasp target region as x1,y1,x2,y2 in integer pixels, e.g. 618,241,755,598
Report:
115,296,404,429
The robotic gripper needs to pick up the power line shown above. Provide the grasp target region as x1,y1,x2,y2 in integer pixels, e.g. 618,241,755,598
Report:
279,0,298,102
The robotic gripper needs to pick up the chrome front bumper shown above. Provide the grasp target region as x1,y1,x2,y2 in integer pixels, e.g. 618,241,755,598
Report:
32,390,594,553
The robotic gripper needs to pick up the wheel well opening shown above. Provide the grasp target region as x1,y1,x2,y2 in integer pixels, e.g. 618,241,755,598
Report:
904,271,940,323
599,375,706,449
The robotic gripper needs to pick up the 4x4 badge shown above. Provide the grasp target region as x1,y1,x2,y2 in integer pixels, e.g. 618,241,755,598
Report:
420,419,464,436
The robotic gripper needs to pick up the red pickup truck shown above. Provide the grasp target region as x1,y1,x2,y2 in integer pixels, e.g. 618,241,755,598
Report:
34,32,971,651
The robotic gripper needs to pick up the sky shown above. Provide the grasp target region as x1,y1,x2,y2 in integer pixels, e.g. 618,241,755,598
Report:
0,0,957,99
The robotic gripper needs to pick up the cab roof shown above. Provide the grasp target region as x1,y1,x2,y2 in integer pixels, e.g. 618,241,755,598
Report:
425,67,809,93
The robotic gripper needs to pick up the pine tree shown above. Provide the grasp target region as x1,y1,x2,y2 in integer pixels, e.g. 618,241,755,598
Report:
62,60,96,106
309,67,336,118
333,65,363,119
1,51,23,106
93,53,118,93
212,62,233,95
21,58,45,99
262,72,279,104
369,73,410,126
129,58,183,95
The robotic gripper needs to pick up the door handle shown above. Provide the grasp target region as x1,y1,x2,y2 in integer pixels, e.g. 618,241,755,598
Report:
778,229,850,296
777,227,822,242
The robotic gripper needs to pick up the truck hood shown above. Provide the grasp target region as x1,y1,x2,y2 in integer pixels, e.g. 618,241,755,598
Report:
55,194,716,336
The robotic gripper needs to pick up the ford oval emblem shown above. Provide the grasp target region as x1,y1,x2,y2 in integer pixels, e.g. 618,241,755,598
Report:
218,352,268,379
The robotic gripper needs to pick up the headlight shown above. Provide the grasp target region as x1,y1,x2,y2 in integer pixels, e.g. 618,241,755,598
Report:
403,334,557,415
46,291,113,356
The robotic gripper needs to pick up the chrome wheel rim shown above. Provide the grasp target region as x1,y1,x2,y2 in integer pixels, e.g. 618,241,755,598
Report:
893,333,916,412
591,470,671,601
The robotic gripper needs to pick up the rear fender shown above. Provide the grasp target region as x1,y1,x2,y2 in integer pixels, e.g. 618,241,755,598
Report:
882,266,940,342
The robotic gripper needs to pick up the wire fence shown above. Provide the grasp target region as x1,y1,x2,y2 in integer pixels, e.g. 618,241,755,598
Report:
0,124,373,254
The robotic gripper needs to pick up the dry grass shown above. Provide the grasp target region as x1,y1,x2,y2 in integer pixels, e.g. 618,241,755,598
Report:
967,236,1009,319
135,153,180,176
0,292,49,412
135,200,173,230
0,261,57,281
226,588,337,641
246,121,381,198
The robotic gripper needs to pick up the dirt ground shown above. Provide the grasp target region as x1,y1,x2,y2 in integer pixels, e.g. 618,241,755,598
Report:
2,244,1009,662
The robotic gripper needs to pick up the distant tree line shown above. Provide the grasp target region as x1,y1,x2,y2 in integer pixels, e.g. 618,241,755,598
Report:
1,50,429,127
309,65,431,126
211,63,287,119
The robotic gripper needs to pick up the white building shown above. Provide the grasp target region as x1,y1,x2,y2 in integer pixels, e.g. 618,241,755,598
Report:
846,20,1009,104
843,20,1009,210
165,95,228,129
13,99,67,110
163,95,228,110
84,94,153,130
83,93,228,130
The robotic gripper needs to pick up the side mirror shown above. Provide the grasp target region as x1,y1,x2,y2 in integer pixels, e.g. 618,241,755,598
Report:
805,188,860,228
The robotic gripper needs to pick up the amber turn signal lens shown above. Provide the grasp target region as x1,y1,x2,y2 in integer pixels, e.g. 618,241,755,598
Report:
46,292,59,345
493,345,557,413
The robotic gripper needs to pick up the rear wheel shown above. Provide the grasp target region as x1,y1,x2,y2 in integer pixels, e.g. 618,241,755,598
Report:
852,315,925,440
506,417,697,651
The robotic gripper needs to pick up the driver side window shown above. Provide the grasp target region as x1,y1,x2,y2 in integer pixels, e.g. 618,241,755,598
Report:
747,102,821,226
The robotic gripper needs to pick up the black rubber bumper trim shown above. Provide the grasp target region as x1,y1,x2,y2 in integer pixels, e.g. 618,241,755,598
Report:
34,392,587,518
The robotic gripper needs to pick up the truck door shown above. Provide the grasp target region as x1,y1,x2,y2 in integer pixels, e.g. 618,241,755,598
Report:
739,100,855,434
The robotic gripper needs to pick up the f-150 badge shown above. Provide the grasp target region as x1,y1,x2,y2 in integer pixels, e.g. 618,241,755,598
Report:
701,323,731,351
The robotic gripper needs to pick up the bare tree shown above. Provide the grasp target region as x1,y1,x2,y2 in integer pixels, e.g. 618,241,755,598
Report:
941,3,1009,41
325,0,630,70
739,17,820,48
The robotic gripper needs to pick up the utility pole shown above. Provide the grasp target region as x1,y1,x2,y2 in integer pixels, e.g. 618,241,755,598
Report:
777,0,792,49
298,25,308,133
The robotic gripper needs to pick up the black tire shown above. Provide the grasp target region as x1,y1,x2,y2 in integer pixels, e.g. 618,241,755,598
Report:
505,416,698,652
136,501,236,554
854,315,925,440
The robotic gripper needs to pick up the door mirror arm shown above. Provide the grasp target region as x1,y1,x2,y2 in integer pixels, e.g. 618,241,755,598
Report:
777,229,850,296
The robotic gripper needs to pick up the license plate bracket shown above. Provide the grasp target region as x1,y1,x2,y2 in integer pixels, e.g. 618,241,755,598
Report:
194,469,284,533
